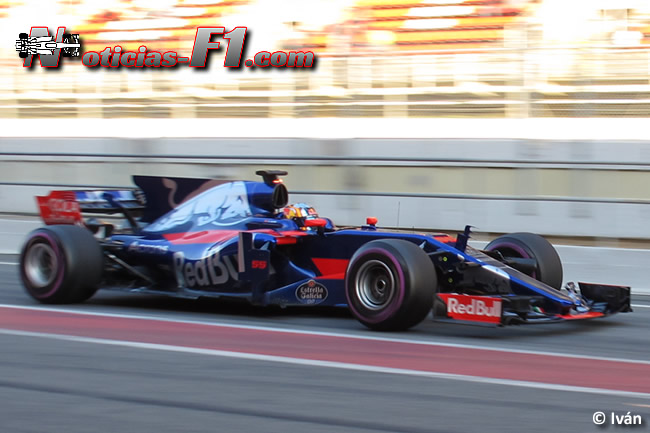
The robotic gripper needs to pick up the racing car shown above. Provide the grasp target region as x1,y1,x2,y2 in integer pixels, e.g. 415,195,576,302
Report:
18,171,631,331
15,32,80,58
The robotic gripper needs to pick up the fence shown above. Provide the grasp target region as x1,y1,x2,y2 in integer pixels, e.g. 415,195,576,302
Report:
3,45,650,118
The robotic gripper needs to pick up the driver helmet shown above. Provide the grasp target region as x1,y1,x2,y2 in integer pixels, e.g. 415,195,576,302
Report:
282,203,319,228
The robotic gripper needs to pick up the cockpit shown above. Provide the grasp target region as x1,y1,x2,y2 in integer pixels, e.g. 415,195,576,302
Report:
281,202,334,232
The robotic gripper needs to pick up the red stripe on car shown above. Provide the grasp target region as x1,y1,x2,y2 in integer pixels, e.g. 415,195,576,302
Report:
312,258,350,279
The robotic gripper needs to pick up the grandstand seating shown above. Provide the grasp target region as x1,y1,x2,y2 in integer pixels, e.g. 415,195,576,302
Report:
3,0,650,119
298,0,531,53
46,0,532,55
24,0,650,55
75,0,253,53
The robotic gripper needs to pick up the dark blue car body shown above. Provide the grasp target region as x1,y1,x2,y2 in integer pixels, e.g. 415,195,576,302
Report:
20,171,632,331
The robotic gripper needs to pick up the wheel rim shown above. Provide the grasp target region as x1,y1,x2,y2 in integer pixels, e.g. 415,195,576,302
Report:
24,242,58,288
354,260,396,310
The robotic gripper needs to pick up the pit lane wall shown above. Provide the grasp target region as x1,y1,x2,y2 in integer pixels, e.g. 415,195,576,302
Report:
2,117,650,243
2,118,650,291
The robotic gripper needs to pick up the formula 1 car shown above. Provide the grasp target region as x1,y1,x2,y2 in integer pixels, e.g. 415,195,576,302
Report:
15,32,80,58
19,171,631,330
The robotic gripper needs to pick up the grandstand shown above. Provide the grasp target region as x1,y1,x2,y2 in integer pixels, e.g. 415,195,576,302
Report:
2,0,650,118
75,0,254,53
302,0,531,52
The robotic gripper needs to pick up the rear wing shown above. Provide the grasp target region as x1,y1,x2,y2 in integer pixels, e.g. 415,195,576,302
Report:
36,190,145,225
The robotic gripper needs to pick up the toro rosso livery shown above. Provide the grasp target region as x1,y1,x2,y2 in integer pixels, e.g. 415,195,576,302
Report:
19,171,631,331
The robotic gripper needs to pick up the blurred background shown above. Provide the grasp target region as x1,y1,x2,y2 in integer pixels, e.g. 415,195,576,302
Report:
1,0,650,287
2,0,650,118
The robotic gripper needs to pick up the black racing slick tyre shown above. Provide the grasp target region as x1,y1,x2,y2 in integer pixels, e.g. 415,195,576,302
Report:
485,232,563,290
20,225,103,304
345,239,436,331
19,33,28,39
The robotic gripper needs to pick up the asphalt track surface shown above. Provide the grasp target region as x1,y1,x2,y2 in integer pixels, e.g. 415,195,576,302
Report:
1,261,649,433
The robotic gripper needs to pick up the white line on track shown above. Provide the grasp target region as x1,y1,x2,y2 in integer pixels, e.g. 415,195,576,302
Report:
0,262,18,266
0,328,648,400
1,303,649,365
627,403,650,408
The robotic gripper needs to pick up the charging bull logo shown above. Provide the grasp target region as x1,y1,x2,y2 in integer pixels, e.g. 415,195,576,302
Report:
147,182,251,232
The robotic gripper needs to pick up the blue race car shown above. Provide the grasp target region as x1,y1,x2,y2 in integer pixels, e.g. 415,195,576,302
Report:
19,171,631,330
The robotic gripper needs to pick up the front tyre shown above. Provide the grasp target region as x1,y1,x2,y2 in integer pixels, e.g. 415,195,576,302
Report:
345,239,436,331
20,225,103,304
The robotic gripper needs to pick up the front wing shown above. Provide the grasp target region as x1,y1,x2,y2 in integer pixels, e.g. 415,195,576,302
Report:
435,282,631,326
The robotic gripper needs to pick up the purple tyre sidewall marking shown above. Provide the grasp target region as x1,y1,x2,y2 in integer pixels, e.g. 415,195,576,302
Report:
24,232,65,299
487,241,537,279
346,247,406,324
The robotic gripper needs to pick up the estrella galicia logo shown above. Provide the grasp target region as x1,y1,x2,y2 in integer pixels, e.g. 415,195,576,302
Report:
16,27,80,67
296,280,328,305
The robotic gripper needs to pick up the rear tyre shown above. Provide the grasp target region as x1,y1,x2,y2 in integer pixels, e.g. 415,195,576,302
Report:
485,232,563,289
19,33,28,39
20,225,103,304
345,239,436,331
